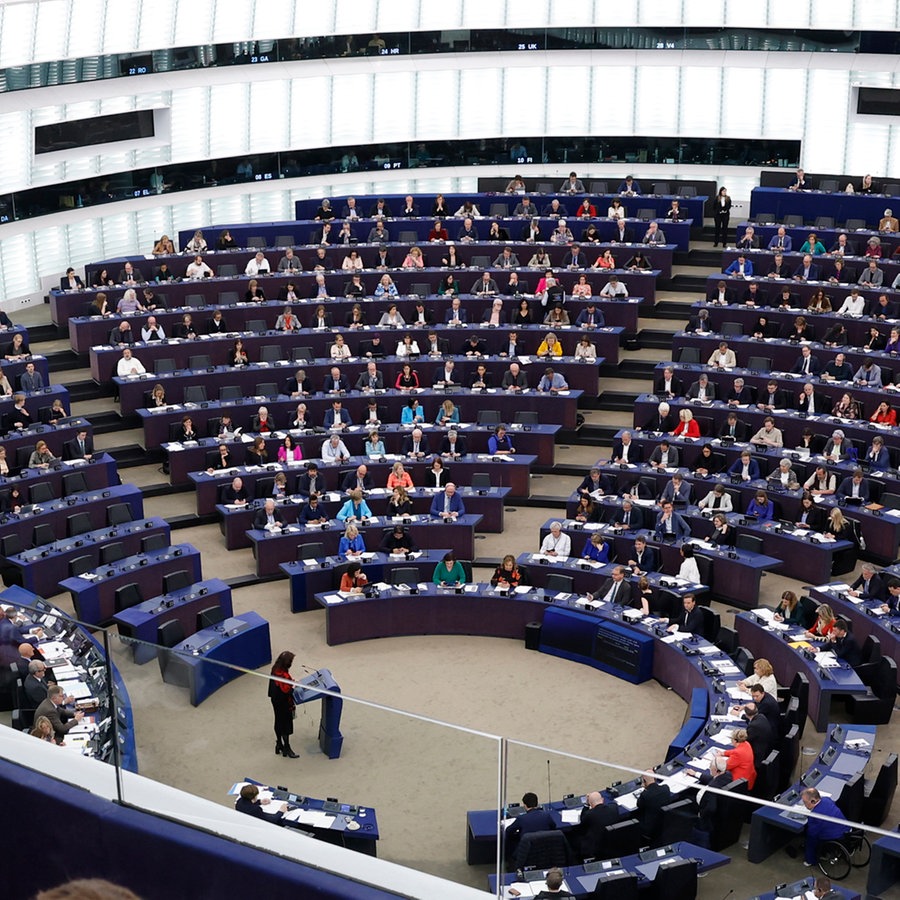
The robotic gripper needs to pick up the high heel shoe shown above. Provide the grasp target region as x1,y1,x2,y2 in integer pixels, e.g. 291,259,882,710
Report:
282,743,300,759
275,740,282,755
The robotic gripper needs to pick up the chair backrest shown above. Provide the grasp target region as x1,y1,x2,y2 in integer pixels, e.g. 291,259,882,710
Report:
588,181,608,194
163,569,192,594
0,534,23,557
67,512,92,536
818,180,838,193
299,542,324,561
114,582,142,612
779,724,800,793
678,347,700,364
697,605,720,642
864,753,898,827
32,524,56,548
514,410,539,424
292,347,313,362
798,595,818,629
142,533,168,553
154,358,176,375
883,183,900,196
836,771,865,822
735,534,763,555
756,212,775,224
470,254,491,268
260,345,282,363
184,294,205,308
693,554,713,589
652,859,697,900
156,619,186,649
511,829,569,870
721,321,742,336
536,182,554,194
844,218,866,231
755,749,780,800
198,606,226,630
389,567,419,586
471,473,491,489
16,446,34,470
100,542,125,565
861,634,881,665
814,215,835,229
590,871,638,899
275,235,294,247
188,355,211,370
217,267,238,280
733,646,755,675
545,573,574,594
476,409,501,425
634,208,653,221
184,385,208,404
254,477,275,499
107,503,133,526
679,185,697,197
398,230,418,244
30,482,55,504
650,182,669,195
411,282,430,299
257,382,278,398
659,797,696,843
715,624,738,656
219,385,242,402
246,235,266,249
246,319,268,334
601,818,642,857
746,356,771,372
62,472,88,496
488,202,508,217
69,555,93,577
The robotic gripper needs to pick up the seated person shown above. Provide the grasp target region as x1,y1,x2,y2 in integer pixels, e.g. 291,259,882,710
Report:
767,457,800,490
611,430,641,464
612,500,643,531
649,439,679,469
654,501,690,540
709,513,736,546
821,353,854,381
253,499,285,531
491,555,530,588
746,489,775,520
698,483,733,513
660,473,691,505
539,521,571,557
432,552,466,585
727,450,761,482
380,524,419,555
686,374,717,401
718,412,749,441
653,366,683,398
836,469,870,502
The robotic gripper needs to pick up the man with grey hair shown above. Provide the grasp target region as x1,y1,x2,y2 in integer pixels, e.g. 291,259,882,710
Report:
23,658,50,707
540,521,571,558
823,430,849,461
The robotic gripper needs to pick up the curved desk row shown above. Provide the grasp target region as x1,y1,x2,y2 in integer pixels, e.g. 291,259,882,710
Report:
719,246,900,285
0,483,144,556
54,267,659,326
733,220,900,253
61,543,202,626
0,419,92,472
706,274,896,310
70,295,644,353
5,516,170,598
749,187,900,231
142,389,582,450
112,350,607,413
0,452,116,508
280,550,451,613
249,516,482,577
218,490,507,551
0,584,138,772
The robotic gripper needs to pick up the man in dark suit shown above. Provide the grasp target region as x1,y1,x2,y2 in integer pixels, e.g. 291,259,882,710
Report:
756,381,792,412
611,431,641,464
643,402,674,432
425,333,452,356
439,431,468,457
430,483,466,519
297,463,323,498
741,684,781,736
354,362,384,392
577,468,613,496
726,378,754,405
791,346,821,376
668,593,703,633
35,685,83,742
23,659,50,708
793,254,820,281
207,311,228,334
626,536,657,574
612,501,643,532
221,477,248,505
828,620,862,669
64,429,94,461
322,367,350,393
718,412,749,441
505,792,556,860
323,400,352,430
694,758,733,837
636,773,671,844
402,428,431,458
742,702,775,768
653,366,683,398
341,465,373,494
253,499,285,530
284,368,312,397
588,566,634,606
649,440,680,469
849,564,887,602
836,470,870,503
707,281,733,304
686,375,717,401
573,791,619,861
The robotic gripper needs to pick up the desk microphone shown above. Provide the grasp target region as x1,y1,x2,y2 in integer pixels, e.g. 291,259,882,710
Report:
547,759,552,805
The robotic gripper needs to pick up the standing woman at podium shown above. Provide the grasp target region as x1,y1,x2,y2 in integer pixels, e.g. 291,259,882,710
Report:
269,650,299,758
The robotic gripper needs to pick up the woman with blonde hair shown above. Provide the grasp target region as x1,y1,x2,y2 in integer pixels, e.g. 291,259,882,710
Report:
737,658,778,697
805,604,836,640
672,408,700,438
386,461,414,489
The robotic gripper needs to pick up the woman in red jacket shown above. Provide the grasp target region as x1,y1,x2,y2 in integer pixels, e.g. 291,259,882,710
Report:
269,651,299,758
719,729,756,790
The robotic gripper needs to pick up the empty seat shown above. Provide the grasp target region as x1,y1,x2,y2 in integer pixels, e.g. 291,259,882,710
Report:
818,180,838,193
298,542,324,561
67,513,92,536
411,283,430,299
756,212,775,224
184,386,208,404
733,646,755,675
69,555,93,577
292,347,313,362
107,503,133,526
30,482,55,503
588,181,608,194
636,208,656,220
246,319,268,333
62,472,87,496
274,235,294,247
154,358,176,375
844,218,866,231
678,347,700,364
157,619,185,648
246,235,266,249
32,524,55,547
652,182,671,195
219,385,242,401
163,570,192,594
257,382,278,398
142,534,167,553
783,214,804,227
260,345,282,363
514,411,539,424
735,534,763,555
488,202,508,217
100,542,125,565
545,573,574,594
679,185,697,197
197,606,226,630
254,477,275,499
0,534,23,558
591,872,638,899
398,230,417,243
188,355,211,370
471,473,491,489
218,290,239,304
470,255,491,268
476,410,501,425
184,294,205,308
536,182,554,194
747,356,771,371
883,184,900,196
862,752,897,827
389,567,419,586
814,215,834,229
216,266,238,279
114,582,142,612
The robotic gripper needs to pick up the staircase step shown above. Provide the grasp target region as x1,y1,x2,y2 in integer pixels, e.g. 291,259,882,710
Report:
638,329,677,350
67,379,114,402
598,390,641,412
653,300,696,321
669,274,708,293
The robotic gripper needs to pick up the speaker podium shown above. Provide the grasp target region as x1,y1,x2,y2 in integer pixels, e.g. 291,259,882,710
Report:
293,668,344,759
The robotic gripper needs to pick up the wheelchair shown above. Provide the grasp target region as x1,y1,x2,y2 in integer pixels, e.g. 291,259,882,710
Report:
817,828,871,880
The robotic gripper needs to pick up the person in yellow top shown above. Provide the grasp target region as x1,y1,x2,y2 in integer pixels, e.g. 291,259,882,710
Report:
536,331,564,357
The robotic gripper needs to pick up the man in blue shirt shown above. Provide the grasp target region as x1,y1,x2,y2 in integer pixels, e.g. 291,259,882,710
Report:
801,788,849,866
